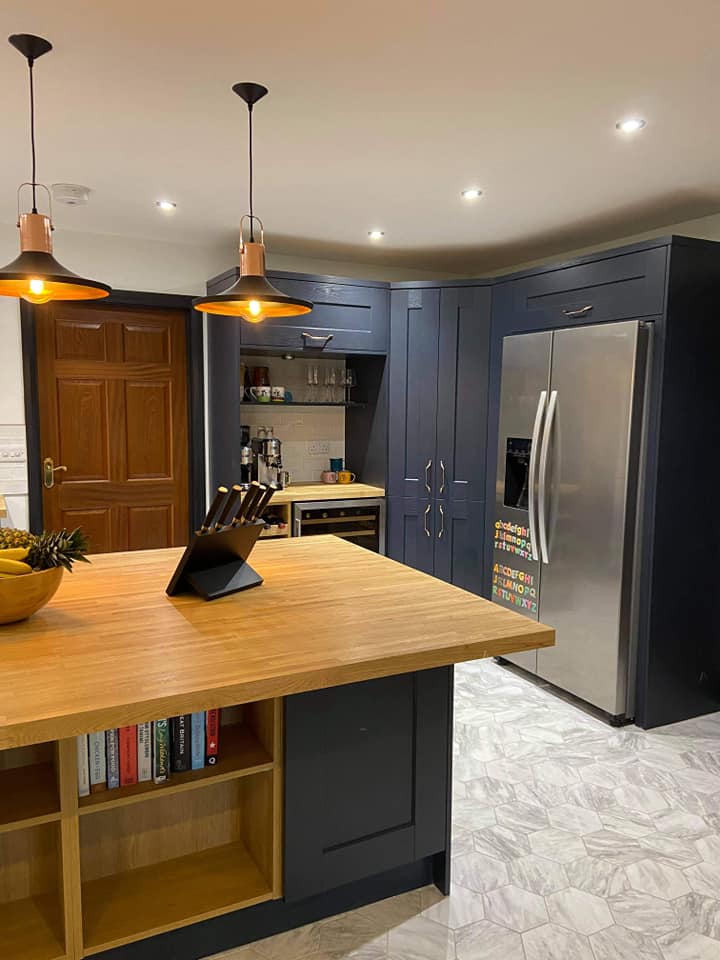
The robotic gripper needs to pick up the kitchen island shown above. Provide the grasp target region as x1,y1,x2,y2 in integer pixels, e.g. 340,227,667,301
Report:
0,536,553,960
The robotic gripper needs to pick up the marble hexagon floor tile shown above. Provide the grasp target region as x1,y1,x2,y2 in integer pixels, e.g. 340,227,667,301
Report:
454,919,524,960
527,827,587,864
482,883,548,932
386,914,455,960
607,890,680,937
656,930,720,959
684,861,720,898
452,850,509,893
522,922,594,960
419,883,485,930
508,854,569,896
547,803,603,835
625,858,691,900
564,856,629,897
589,925,663,960
545,887,613,936
673,892,720,940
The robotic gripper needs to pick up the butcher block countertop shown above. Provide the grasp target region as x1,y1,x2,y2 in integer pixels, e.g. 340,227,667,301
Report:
0,536,553,749
270,482,384,505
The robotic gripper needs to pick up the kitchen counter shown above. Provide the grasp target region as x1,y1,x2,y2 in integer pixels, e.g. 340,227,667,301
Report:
0,537,552,960
0,494,6,519
269,482,384,505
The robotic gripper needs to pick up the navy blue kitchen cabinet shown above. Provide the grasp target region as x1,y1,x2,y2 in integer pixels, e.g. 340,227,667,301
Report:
207,269,389,354
388,285,490,594
284,668,453,899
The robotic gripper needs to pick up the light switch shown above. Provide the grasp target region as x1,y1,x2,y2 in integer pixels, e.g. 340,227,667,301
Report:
307,440,329,455
0,445,26,463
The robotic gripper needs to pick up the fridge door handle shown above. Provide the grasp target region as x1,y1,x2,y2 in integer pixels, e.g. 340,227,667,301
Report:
528,390,547,562
538,389,558,564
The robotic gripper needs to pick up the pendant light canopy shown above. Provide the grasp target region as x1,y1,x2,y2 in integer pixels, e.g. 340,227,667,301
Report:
0,34,111,305
193,83,312,322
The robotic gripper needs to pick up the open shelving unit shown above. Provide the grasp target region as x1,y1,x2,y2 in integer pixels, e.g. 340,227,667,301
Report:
0,699,283,959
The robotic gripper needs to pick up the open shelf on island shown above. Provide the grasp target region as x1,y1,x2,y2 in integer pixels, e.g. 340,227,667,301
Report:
0,758,60,833
0,895,65,960
82,839,272,954
78,722,272,814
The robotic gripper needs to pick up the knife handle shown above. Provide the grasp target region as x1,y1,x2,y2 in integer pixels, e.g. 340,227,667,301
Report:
232,482,263,525
248,483,277,523
198,486,229,534
214,485,243,530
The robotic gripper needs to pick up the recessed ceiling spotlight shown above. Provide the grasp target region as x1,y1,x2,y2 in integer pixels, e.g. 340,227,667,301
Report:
461,187,483,200
368,230,384,240
616,118,646,134
155,199,177,211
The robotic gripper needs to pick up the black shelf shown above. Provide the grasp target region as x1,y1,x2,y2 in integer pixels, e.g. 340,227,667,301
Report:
240,401,366,408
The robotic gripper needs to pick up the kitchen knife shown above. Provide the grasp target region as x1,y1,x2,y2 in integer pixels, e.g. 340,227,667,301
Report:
214,484,243,530
197,486,229,534
246,483,277,523
231,482,264,526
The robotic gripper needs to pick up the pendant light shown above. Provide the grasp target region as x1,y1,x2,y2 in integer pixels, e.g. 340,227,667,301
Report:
0,34,111,304
193,83,312,322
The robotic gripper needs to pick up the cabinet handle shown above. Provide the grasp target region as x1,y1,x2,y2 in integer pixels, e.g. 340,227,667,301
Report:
424,459,432,494
562,304,593,318
423,503,431,537
439,459,446,494
301,332,334,347
438,503,445,539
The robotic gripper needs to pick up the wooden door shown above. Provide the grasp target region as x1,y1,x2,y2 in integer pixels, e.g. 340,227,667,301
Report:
36,302,189,553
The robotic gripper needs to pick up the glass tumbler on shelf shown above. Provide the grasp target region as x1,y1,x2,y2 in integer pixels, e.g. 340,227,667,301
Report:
306,363,318,402
343,368,357,403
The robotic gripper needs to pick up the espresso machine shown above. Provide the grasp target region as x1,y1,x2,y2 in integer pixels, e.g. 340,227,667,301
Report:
250,430,285,488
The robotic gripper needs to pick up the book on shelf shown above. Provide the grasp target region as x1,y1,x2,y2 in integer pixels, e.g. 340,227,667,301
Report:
105,729,120,790
137,722,152,782
191,712,206,771
119,725,138,787
88,732,107,793
76,735,90,798
206,708,220,766
171,714,192,773
153,718,170,783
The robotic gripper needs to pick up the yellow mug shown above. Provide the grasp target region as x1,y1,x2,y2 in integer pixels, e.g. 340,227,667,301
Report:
337,470,356,484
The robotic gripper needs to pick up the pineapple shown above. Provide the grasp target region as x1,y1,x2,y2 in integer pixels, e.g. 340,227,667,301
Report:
27,528,90,572
0,528,37,550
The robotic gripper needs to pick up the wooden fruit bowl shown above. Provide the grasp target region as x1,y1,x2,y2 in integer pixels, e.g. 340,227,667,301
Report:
0,567,64,625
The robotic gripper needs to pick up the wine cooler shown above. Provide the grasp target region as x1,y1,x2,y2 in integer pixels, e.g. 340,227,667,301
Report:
292,499,386,554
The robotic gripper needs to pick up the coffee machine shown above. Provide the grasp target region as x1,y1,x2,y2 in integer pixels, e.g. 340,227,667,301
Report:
251,432,285,488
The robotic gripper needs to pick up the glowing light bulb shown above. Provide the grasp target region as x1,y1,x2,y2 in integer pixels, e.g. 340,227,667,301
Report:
242,299,265,322
616,118,646,134
248,299,262,316
22,278,53,305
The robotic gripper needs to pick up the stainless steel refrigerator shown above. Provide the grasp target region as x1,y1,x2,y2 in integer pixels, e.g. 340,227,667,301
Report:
492,320,650,721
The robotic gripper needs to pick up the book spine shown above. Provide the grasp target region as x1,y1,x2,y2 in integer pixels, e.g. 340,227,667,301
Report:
118,725,138,787
171,714,192,773
88,732,107,793
205,709,220,766
76,734,90,798
191,712,205,771
105,729,120,790
137,722,152,782
153,719,170,784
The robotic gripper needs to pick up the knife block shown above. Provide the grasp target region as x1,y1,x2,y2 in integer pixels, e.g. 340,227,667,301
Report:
166,521,265,600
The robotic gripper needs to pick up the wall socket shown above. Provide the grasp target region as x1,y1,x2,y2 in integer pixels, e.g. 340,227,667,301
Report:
307,440,329,456
0,445,26,463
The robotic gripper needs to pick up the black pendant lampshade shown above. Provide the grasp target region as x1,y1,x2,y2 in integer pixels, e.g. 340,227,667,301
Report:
0,34,111,305
193,83,312,322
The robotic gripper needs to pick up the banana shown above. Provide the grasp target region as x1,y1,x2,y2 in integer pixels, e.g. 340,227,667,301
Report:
0,547,30,561
0,557,32,575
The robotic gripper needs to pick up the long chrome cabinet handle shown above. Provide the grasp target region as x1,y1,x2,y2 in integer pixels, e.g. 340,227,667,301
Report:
301,332,334,346
424,459,432,494
423,503,431,537
438,503,445,539
538,390,558,564
527,391,547,562
562,305,593,318
439,459,446,494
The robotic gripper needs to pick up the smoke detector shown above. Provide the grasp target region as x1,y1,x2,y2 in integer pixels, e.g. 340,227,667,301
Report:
51,183,92,206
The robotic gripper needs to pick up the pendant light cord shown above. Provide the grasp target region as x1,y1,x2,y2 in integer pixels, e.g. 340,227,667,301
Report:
28,57,38,213
248,103,254,242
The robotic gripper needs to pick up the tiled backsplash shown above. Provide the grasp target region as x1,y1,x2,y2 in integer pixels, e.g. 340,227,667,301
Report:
241,356,348,483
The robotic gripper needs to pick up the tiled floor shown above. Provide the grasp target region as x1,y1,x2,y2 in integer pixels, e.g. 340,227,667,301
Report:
211,660,720,960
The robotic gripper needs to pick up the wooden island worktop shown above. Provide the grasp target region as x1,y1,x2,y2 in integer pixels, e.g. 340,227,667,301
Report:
0,535,552,751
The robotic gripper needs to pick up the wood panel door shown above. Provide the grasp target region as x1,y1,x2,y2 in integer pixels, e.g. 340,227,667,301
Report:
36,303,189,553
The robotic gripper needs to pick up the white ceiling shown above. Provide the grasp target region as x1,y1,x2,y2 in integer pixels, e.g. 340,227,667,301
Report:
1,0,719,274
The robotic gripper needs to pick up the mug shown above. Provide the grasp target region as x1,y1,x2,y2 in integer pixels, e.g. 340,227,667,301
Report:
271,385,285,403
250,385,271,403
337,470,356,484
329,458,343,472
321,470,337,484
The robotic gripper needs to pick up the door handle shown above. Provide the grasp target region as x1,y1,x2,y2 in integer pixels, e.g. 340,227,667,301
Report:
43,457,67,489
527,391,547,562
423,503,431,537
301,332,334,348
439,459,446,495
437,503,445,539
562,304,593,318
538,390,558,564
424,459,432,494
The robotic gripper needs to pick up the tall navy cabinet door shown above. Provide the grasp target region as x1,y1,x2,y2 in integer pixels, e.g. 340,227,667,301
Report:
434,499,485,595
436,287,492,502
284,669,452,900
387,497,435,575
388,290,440,497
